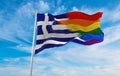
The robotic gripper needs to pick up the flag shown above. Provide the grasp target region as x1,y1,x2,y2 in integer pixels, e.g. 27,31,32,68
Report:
35,11,104,54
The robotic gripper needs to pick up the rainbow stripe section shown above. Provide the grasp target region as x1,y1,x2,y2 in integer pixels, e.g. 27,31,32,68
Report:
54,11,104,45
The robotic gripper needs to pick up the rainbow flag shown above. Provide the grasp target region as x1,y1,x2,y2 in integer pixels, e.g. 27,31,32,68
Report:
35,11,104,54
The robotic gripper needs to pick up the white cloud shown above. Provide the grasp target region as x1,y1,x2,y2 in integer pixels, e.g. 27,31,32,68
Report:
1,1,120,76
36,66,120,76
32,47,120,76
11,44,32,52
54,5,66,14
1,41,120,76
0,66,29,76
101,5,120,23
0,2,35,53
1,64,120,76
102,24,120,45
0,57,30,76
72,6,98,14
0,1,51,52
72,6,79,11
0,2,34,43
37,0,50,12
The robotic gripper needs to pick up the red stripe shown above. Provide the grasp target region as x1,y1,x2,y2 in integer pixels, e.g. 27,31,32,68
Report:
67,11,103,20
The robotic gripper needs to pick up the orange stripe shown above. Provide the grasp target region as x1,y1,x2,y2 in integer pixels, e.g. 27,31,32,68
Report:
59,19,100,26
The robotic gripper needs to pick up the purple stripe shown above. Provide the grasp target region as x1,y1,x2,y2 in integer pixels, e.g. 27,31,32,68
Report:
72,39,103,45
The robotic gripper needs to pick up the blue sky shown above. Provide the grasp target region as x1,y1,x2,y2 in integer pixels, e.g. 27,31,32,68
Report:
0,0,120,76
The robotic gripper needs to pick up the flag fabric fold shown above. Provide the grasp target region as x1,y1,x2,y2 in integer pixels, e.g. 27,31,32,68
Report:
35,11,104,54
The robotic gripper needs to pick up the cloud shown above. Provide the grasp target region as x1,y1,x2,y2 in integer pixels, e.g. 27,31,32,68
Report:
1,39,120,76
0,66,29,76
0,0,52,52
72,6,79,11
1,48,120,76
0,64,119,76
0,2,34,43
101,5,120,23
11,44,32,52
1,1,120,76
30,45,120,76
36,0,50,12
102,24,120,45
0,57,30,76
54,5,66,14
34,66,120,76
72,6,98,14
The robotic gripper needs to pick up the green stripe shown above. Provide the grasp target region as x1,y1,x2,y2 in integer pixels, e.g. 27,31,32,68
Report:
76,28,103,36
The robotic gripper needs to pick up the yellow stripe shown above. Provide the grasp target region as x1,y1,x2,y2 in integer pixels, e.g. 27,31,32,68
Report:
65,22,100,32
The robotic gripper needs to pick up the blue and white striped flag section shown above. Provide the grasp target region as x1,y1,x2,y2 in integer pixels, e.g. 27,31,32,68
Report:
35,12,104,54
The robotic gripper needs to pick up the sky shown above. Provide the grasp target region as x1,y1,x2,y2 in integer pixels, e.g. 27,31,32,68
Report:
0,0,120,76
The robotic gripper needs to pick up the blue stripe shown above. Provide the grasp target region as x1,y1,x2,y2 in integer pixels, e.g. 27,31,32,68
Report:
37,26,43,35
53,21,60,25
46,25,75,33
36,37,74,44
53,30,75,33
46,25,52,33
48,14,54,21
80,34,104,41
37,13,67,21
54,13,67,19
37,14,54,21
35,44,64,54
37,14,45,21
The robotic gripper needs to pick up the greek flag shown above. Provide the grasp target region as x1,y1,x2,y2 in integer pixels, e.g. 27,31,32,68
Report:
35,12,104,54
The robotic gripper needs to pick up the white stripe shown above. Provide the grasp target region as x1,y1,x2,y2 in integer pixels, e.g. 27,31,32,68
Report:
74,37,85,42
45,13,48,21
37,33,79,40
37,21,53,26
35,40,67,50
55,18,68,21
37,22,68,30
52,24,68,30
42,14,49,35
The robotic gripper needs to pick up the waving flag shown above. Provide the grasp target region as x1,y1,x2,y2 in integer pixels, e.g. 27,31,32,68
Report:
35,11,104,54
